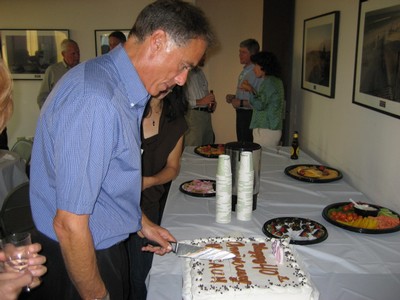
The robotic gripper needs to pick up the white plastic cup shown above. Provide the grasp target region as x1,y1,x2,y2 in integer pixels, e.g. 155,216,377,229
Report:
236,152,254,221
216,155,232,223
217,154,232,176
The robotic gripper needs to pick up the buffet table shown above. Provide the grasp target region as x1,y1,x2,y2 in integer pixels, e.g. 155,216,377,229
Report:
146,146,400,300
0,150,29,209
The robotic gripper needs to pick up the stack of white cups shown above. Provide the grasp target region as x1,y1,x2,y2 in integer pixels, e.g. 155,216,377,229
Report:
236,151,254,221
215,154,232,224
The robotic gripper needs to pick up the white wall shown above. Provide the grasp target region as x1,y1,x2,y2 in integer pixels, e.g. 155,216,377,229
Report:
292,0,400,211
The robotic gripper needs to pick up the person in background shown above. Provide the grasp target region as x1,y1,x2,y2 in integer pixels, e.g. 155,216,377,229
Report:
0,59,47,300
36,39,80,109
226,38,261,142
240,51,284,148
183,54,216,146
109,31,127,50
29,0,215,299
127,86,188,300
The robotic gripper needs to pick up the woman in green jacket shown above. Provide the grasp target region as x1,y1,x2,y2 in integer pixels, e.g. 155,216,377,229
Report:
240,51,284,148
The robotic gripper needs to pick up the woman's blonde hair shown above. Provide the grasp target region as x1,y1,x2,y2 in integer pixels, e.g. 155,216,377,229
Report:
0,58,14,132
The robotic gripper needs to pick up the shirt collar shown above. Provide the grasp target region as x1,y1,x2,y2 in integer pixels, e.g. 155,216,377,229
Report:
62,60,70,69
109,45,150,109
243,63,254,71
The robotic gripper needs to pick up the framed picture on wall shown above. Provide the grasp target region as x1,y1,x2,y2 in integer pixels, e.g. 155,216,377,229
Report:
94,30,129,56
353,0,400,119
0,29,69,80
301,11,340,98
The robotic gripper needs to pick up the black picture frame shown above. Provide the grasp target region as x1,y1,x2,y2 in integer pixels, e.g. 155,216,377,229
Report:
352,0,400,119
94,30,129,56
0,29,69,80
301,11,340,98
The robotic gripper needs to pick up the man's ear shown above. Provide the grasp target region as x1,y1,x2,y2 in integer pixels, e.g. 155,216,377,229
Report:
150,29,167,53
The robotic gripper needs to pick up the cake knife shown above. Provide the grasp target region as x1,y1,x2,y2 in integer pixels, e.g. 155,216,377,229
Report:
144,239,236,260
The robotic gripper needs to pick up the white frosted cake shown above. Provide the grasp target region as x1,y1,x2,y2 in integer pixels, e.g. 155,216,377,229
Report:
182,237,318,300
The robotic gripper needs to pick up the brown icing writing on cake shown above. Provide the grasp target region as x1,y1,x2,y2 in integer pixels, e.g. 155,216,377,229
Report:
210,262,227,283
249,242,289,283
206,243,223,249
226,241,252,285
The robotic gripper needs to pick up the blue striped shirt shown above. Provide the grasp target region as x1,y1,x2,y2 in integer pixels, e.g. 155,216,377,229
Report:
235,63,261,109
30,45,150,249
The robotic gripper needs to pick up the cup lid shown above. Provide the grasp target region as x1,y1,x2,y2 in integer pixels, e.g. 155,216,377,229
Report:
225,142,261,151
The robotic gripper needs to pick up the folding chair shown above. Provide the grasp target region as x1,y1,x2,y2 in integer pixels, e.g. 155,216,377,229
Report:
11,137,33,163
0,182,34,237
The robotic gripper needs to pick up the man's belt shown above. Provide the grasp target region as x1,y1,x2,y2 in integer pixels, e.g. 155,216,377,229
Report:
192,107,209,112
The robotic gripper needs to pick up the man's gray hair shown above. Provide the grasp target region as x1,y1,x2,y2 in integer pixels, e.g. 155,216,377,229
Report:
61,39,78,52
240,39,260,55
129,0,215,48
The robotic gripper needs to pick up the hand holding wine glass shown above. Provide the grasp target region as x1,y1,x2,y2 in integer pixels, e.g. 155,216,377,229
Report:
2,233,35,292
0,242,47,297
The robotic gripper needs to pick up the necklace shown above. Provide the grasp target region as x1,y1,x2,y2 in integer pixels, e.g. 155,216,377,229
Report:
147,98,163,127
150,109,161,126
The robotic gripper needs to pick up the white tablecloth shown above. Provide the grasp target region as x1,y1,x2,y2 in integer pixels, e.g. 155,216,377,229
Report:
0,150,29,209
146,147,400,300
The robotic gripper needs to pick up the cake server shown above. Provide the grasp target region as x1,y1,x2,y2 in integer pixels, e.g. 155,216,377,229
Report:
144,239,235,260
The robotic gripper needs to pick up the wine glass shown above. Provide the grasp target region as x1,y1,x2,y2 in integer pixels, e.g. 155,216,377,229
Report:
3,232,32,292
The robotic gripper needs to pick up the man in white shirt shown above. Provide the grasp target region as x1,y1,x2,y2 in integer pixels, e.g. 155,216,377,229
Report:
184,54,216,146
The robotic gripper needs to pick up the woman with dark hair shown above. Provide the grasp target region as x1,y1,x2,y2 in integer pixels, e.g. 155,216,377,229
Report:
126,85,188,300
240,51,284,148
108,31,127,50
140,85,187,224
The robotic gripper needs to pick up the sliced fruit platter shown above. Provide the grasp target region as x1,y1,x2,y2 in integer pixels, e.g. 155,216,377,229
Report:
262,217,328,245
284,164,342,183
194,144,225,158
322,202,400,234
179,179,216,197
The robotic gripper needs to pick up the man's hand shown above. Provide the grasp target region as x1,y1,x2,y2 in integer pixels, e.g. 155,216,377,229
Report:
225,94,235,104
231,98,241,108
139,214,176,255
240,80,253,93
